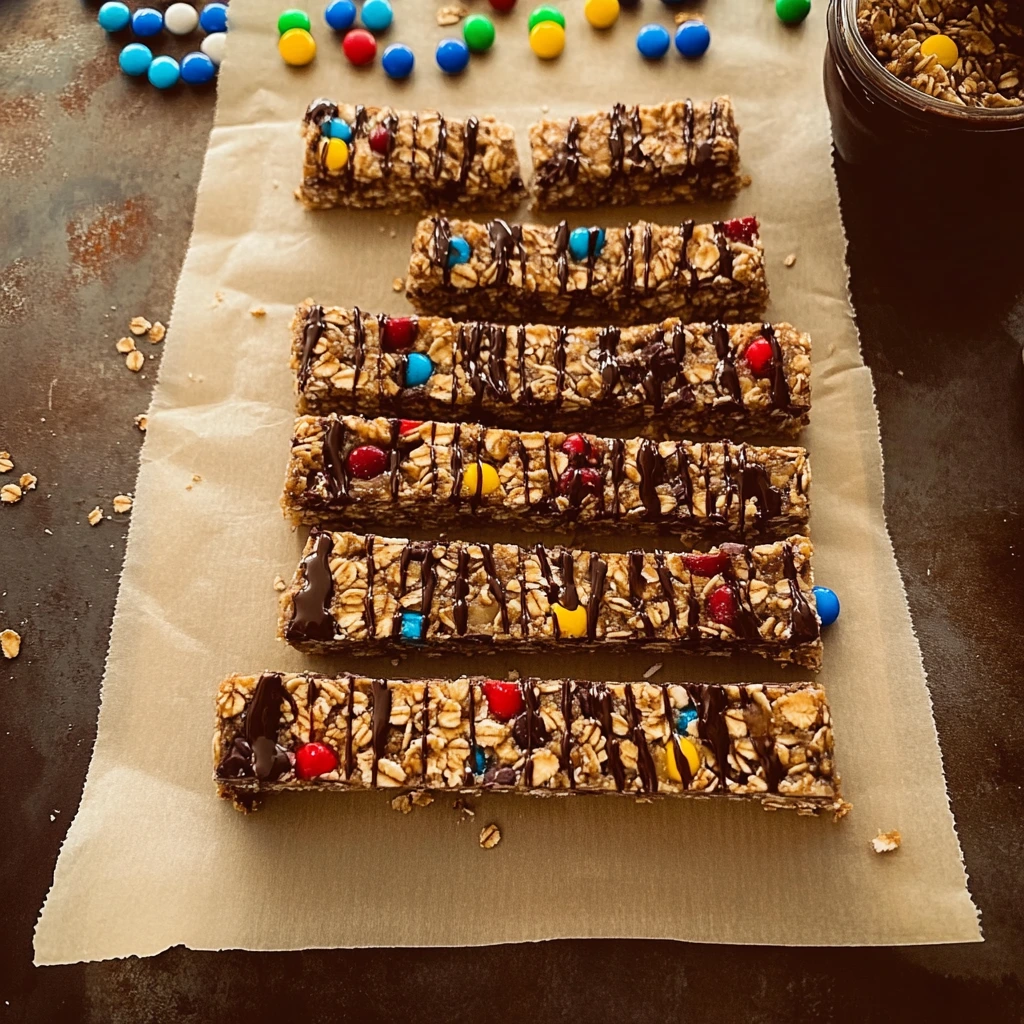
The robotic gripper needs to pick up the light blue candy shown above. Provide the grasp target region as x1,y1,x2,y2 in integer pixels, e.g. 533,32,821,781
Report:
325,0,357,30
568,227,605,262
382,42,415,79
674,19,710,58
435,37,470,75
98,2,131,32
473,747,487,775
447,235,471,267
131,7,164,37
404,352,433,387
199,2,229,33
361,0,393,32
148,55,180,88
400,611,425,642
636,23,670,59
812,586,840,627
324,118,353,141
677,708,697,733
118,43,153,77
180,51,216,84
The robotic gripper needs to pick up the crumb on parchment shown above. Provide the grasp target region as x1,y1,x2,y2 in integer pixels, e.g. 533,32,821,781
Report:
87,506,103,526
1,629,21,659
479,824,501,849
129,316,151,336
871,829,902,854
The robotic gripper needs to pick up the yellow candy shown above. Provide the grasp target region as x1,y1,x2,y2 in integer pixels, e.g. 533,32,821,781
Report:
920,33,958,70
460,461,500,498
665,738,700,783
321,137,349,172
279,27,316,66
584,0,619,29
552,602,587,637
530,20,565,60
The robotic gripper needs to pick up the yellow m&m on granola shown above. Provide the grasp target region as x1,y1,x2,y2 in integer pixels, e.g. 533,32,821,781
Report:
666,737,700,782
321,137,349,172
552,602,587,637
461,462,500,498
921,33,958,70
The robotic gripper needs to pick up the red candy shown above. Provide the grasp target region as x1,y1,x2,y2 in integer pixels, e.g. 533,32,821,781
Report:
342,27,377,65
488,0,517,9
744,337,774,378
294,742,338,780
708,585,737,627
721,217,759,245
346,444,388,479
561,433,590,460
558,467,602,497
369,123,391,154
380,315,418,351
684,552,730,577
398,419,423,435
482,680,523,721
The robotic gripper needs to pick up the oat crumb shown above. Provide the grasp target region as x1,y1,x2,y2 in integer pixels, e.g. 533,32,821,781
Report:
479,824,501,849
129,316,151,336
643,662,663,679
148,321,166,343
125,350,145,372
112,494,133,514
0,451,12,474
391,794,413,815
784,253,797,268
391,277,404,292
507,668,520,681
134,414,148,432
115,336,136,354
454,799,476,823
273,575,287,592
437,3,468,26
249,306,267,318
19,473,37,491
871,829,902,854
87,506,103,526
411,790,434,808
1,484,22,504
0,629,21,660
192,473,202,483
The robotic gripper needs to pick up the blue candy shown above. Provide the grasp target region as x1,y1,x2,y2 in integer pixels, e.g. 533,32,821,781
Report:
180,51,217,84
361,0,393,32
323,118,353,141
131,7,164,37
199,2,229,33
676,708,698,733
399,611,425,642
812,586,840,627
447,235,471,267
382,42,415,79
325,0,357,31
147,55,180,89
568,227,605,262
675,19,710,58
435,37,470,75
473,747,487,776
404,352,433,387
98,2,131,32
636,23,670,59
118,43,153,76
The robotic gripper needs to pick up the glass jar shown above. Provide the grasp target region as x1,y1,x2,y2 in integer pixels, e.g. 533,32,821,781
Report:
824,0,1024,176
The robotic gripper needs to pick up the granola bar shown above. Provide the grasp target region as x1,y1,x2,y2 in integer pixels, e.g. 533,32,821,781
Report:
292,299,811,436
529,98,743,210
405,215,768,325
214,672,842,815
292,303,809,437
296,99,526,211
282,414,811,544
278,530,822,668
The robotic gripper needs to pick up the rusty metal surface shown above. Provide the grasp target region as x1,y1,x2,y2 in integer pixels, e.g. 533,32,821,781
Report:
1,1,1022,1021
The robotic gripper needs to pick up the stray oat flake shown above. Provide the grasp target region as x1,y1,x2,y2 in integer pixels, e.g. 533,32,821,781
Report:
479,823,501,849
871,829,902,854
112,494,133,514
249,306,267,318
115,337,136,354
436,3,467,26
0,451,14,474
0,629,21,660
87,506,103,526
129,316,152,336
19,473,37,491
134,414,148,432
147,321,166,343
1,484,22,504
125,350,145,372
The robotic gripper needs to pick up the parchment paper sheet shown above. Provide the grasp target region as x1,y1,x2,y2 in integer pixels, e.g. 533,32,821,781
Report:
34,0,980,962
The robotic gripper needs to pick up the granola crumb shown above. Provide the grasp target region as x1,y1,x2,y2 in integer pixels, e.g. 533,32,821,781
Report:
479,824,501,849
134,414,148,432
192,473,202,483
125,350,145,372
643,662,663,679
273,575,287,592
0,451,12,474
391,794,414,815
411,790,434,808
112,494,133,514
115,336,136,354
148,321,166,343
834,800,853,822
249,306,267,318
453,799,476,823
214,291,224,304
1,484,22,504
391,276,404,292
507,668,520,681
19,473,37,491
436,3,468,26
784,253,797,268
87,506,103,526
129,316,151,336
0,629,21,660
871,829,902,854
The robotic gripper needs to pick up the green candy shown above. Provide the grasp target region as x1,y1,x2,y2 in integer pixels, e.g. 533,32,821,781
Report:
277,8,311,34
775,0,811,25
528,5,565,31
463,13,496,53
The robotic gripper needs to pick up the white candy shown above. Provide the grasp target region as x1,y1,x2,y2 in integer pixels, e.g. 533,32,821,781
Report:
164,2,199,34
200,31,228,66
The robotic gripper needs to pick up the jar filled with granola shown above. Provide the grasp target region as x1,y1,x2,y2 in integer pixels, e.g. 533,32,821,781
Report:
825,0,1024,174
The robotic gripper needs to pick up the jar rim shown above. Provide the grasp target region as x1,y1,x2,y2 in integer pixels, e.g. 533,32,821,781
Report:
838,0,1024,125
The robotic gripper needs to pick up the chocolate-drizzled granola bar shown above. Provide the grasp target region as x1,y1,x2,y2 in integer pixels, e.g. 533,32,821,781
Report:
279,530,822,668
529,98,743,210
297,99,526,211
405,215,768,324
283,414,811,544
292,303,809,436
214,672,843,815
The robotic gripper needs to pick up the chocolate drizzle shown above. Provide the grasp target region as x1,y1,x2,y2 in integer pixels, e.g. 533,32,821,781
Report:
430,217,454,286
391,541,438,639
351,307,366,392
519,681,544,785
636,439,663,520
344,677,355,778
784,542,820,642
653,551,679,634
379,111,399,174
581,683,625,791
489,219,525,289
610,439,625,517
305,98,338,125
627,551,655,637
761,322,792,412
364,534,377,635
536,115,581,186
298,304,326,389
479,543,510,633
456,116,479,189
370,678,392,786
685,683,731,784
742,690,783,792
711,320,742,403
661,686,692,787
625,686,657,792
597,326,621,398
554,220,570,293
560,680,575,787
463,682,475,783
216,672,296,781
287,530,336,643
586,553,607,640
321,417,349,502
432,113,448,179
554,326,568,406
